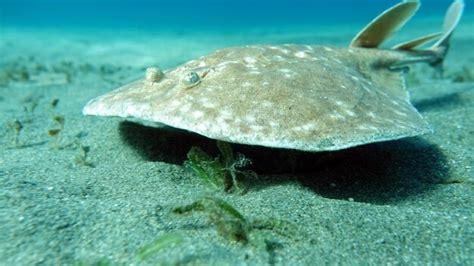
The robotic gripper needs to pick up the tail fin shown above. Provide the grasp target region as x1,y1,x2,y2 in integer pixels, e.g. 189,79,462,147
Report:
428,0,465,72
350,0,420,48
391,0,464,74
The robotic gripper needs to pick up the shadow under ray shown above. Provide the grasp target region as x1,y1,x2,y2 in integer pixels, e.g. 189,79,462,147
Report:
119,121,449,204
414,91,467,112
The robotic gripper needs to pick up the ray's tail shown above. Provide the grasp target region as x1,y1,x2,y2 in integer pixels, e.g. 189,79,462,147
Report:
350,0,465,74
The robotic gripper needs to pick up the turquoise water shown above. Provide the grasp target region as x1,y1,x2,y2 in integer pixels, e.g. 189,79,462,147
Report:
1,0,470,30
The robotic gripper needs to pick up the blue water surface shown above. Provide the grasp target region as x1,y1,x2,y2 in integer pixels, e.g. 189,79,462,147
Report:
1,0,469,31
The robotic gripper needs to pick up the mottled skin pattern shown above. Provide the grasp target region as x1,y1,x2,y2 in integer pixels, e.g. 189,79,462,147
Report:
83,44,430,151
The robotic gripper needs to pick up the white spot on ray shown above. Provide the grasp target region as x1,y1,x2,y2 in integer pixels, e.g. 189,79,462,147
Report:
170,99,180,107
244,115,256,123
295,51,307,58
351,75,360,81
195,123,209,132
202,101,216,109
220,109,233,118
216,116,228,125
379,91,390,98
211,122,229,134
362,85,371,92
180,104,191,113
170,116,183,125
390,99,401,106
393,109,409,117
217,60,239,68
250,125,264,131
344,110,356,117
192,110,204,118
273,55,285,61
356,125,371,131
329,113,346,121
269,121,279,127
293,123,317,132
248,67,260,72
244,56,257,64
279,68,292,73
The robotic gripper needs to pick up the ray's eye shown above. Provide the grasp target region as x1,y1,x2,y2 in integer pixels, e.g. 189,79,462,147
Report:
182,71,201,87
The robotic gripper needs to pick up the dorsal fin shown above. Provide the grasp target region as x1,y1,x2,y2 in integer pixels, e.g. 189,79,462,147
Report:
427,0,465,75
392,32,443,50
350,0,420,48
387,1,464,76
392,0,464,51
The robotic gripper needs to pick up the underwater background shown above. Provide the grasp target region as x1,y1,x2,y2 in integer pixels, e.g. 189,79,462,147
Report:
2,0,473,29
1,0,473,265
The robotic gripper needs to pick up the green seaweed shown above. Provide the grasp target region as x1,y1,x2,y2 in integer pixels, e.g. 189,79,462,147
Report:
50,98,60,109
173,196,250,243
185,146,226,190
0,57,132,87
52,61,75,83
53,115,65,127
265,239,284,266
173,196,248,221
172,196,299,245
450,66,474,83
217,140,235,165
251,218,300,240
138,233,184,260
21,95,41,123
48,115,65,148
184,141,255,192
72,138,94,167
0,57,39,86
217,141,254,191
74,258,113,266
212,197,247,223
7,119,23,147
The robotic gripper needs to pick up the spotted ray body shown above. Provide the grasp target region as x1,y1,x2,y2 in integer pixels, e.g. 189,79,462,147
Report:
83,0,464,152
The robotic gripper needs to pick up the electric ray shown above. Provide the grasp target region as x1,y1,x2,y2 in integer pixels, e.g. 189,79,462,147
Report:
83,0,464,152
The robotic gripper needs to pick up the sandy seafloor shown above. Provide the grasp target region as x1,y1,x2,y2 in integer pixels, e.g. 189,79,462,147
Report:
1,15,474,265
